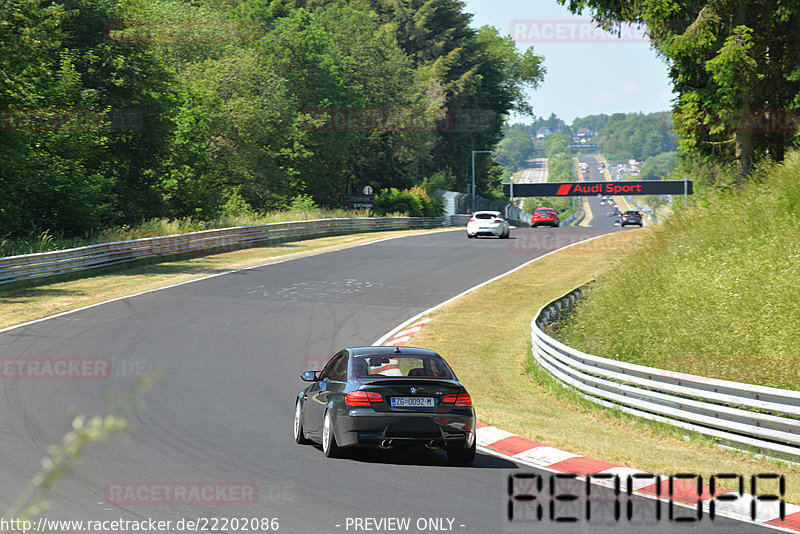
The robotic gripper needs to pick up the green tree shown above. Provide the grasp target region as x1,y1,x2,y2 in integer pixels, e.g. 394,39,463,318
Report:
1,0,178,236
314,3,429,194
639,151,678,181
366,0,545,193
60,0,177,222
544,133,570,158
593,113,676,162
1,0,549,239
559,0,800,183
548,153,575,182
496,125,535,173
164,48,296,216
571,114,609,135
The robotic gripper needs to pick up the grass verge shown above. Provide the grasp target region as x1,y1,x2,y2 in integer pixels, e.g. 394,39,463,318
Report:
0,228,452,331
556,149,800,391
406,230,800,503
0,209,373,258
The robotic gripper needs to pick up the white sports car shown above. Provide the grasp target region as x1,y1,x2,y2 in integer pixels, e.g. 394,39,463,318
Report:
466,211,510,239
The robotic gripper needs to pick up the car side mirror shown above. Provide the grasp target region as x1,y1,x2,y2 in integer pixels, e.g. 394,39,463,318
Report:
300,371,319,382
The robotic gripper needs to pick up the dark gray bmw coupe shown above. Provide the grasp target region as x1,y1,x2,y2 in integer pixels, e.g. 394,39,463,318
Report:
294,346,476,464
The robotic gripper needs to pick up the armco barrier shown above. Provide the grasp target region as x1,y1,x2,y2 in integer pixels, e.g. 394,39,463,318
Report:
0,217,444,285
449,215,471,227
559,207,583,227
435,190,532,227
533,285,800,461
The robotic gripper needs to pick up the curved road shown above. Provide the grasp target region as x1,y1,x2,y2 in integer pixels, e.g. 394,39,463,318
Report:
0,229,766,533
578,155,622,230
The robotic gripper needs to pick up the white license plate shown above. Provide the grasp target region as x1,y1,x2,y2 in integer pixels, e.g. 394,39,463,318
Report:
391,397,434,408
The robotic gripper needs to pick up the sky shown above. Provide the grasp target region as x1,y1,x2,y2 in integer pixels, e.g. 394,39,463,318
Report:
461,0,676,125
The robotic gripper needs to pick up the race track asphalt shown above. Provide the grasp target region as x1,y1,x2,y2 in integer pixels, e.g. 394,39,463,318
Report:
0,229,768,533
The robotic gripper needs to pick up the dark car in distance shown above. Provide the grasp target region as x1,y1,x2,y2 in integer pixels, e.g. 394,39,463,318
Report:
294,346,476,463
621,210,643,227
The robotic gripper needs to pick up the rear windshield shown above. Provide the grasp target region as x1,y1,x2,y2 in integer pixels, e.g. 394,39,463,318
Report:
475,213,497,219
536,208,555,213
352,355,455,379
624,211,640,216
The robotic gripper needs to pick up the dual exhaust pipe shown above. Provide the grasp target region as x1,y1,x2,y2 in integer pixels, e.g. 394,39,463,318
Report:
378,439,441,450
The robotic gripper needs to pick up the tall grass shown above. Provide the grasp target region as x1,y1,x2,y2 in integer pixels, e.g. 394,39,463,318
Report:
556,149,800,390
0,209,371,258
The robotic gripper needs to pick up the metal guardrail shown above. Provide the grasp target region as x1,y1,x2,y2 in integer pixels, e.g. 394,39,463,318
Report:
449,215,471,227
435,190,532,227
0,217,444,285
532,285,800,461
559,207,583,227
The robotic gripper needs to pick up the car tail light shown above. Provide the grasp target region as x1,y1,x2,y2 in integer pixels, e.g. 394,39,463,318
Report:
494,218,503,223
442,393,472,407
345,391,382,406
455,393,472,407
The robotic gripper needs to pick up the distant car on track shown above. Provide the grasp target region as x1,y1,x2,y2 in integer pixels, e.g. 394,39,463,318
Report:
531,207,560,228
621,210,643,227
466,211,509,238
294,346,477,464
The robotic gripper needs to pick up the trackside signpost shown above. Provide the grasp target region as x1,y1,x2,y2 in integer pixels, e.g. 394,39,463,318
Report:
502,180,693,197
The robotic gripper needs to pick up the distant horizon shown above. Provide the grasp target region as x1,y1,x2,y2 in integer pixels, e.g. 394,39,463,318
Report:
506,109,673,129
461,0,676,124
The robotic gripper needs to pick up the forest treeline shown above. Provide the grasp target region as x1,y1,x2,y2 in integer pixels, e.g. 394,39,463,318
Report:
0,0,545,239
497,112,677,174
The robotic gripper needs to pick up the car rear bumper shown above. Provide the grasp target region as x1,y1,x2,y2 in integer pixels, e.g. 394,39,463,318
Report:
335,410,475,447
468,226,504,236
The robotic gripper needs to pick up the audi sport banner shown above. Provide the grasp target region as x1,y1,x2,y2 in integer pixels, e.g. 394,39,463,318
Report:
503,180,693,197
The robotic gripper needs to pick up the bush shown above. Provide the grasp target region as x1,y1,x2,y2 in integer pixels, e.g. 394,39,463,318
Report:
372,186,443,217
420,169,456,194
289,194,318,211
221,190,255,216
547,153,576,182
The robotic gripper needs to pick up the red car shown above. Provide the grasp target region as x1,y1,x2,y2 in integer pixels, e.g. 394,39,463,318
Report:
531,207,560,228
